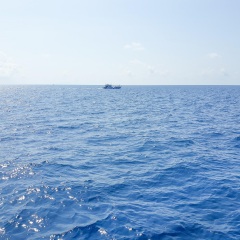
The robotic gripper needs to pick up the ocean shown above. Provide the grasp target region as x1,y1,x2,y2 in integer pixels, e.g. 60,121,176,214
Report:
0,85,240,240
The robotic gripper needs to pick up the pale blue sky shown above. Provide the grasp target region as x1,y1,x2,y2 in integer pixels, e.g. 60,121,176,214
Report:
0,0,239,85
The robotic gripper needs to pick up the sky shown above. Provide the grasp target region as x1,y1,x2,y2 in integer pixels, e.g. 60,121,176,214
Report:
0,0,240,85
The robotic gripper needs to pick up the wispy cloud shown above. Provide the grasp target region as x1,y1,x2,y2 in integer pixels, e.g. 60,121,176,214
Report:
220,68,229,76
201,67,229,77
125,59,169,77
129,59,145,65
207,52,221,59
126,70,133,77
124,42,145,51
201,68,214,76
0,52,20,78
147,65,155,74
122,68,133,77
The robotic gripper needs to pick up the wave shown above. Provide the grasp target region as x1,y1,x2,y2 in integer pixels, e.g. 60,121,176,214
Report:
1,86,240,240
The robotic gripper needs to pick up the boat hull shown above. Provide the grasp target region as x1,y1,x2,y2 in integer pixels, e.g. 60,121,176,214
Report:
103,84,121,89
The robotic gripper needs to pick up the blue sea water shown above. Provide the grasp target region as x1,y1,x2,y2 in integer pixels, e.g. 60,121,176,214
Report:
0,85,240,240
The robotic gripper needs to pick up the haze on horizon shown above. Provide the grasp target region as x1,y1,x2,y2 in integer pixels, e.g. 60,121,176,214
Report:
0,0,239,85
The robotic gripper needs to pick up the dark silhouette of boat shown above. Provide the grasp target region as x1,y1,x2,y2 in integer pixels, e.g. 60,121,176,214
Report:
103,84,121,89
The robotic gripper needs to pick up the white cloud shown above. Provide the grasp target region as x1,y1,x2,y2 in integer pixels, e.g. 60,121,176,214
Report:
207,52,221,59
0,52,20,78
124,42,145,51
122,68,133,77
147,65,155,74
126,70,133,77
201,67,229,77
220,68,229,76
129,59,145,65
157,68,169,76
124,59,169,78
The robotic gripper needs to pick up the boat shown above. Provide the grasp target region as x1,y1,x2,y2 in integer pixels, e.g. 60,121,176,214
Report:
103,84,121,89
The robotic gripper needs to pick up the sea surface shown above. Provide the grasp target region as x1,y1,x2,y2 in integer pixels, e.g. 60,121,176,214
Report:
0,85,240,240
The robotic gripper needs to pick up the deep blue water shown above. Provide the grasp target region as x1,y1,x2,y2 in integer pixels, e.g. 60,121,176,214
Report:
0,85,240,240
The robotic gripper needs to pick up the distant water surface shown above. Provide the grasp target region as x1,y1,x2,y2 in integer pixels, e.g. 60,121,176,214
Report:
0,85,240,239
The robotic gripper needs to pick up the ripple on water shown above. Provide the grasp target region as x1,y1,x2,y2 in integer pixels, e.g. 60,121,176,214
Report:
0,85,240,239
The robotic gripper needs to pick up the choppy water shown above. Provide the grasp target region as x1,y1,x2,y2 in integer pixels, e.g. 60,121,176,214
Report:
0,85,240,240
